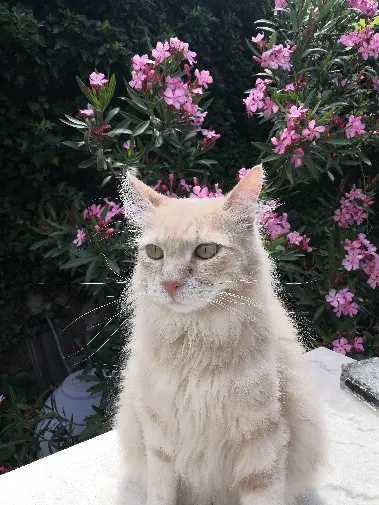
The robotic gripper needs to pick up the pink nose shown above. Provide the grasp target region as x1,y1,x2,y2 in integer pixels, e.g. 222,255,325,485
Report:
162,280,183,297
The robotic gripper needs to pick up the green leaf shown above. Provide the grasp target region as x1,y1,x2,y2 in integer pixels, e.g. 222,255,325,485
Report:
62,141,85,150
104,256,120,276
326,139,351,145
76,76,94,104
104,107,120,123
78,157,97,168
359,152,372,165
106,74,116,107
132,120,150,136
61,256,97,269
262,154,283,162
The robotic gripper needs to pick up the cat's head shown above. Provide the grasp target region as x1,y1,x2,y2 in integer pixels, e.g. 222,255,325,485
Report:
124,166,265,314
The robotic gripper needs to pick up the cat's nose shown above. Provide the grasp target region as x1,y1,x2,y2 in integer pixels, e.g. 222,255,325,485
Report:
162,280,183,297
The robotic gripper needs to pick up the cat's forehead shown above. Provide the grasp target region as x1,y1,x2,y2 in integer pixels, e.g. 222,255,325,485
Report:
139,197,230,247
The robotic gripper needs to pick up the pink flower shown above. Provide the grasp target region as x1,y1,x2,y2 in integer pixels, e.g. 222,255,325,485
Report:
333,187,371,228
264,213,291,239
78,108,94,118
182,43,197,65
373,77,379,89
251,33,265,43
345,115,366,138
132,54,149,70
271,127,300,154
326,288,359,318
332,337,352,355
302,120,325,140
238,167,252,180
194,69,213,89
347,0,377,17
89,72,108,88
84,204,103,220
201,129,221,146
287,104,308,119
152,41,171,63
351,336,364,352
287,231,302,245
129,70,146,90
260,44,294,70
189,184,223,199
263,97,279,118
275,0,288,7
164,87,188,109
0,394,5,405
73,228,86,247
123,140,136,150
291,147,304,168
284,82,295,91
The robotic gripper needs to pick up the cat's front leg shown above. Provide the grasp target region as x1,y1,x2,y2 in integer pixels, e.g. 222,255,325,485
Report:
234,425,288,505
146,445,177,505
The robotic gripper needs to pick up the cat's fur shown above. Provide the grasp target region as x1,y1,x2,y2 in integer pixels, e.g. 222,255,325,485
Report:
115,166,325,505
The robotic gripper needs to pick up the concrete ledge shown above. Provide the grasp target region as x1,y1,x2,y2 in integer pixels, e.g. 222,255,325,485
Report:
1,348,379,505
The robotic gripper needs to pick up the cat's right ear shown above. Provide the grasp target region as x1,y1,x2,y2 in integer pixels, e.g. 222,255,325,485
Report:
126,173,168,208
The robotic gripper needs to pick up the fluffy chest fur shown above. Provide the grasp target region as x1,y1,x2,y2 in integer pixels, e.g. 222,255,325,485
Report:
129,307,282,495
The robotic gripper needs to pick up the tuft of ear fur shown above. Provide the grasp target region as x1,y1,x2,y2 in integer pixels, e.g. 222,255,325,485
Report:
225,164,263,204
120,172,168,232
127,173,168,208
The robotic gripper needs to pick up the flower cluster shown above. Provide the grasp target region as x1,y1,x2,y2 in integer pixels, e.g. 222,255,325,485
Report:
326,288,359,317
153,174,223,199
345,115,366,138
333,187,372,228
343,233,379,288
340,26,379,60
252,42,296,70
347,0,378,17
243,78,279,119
269,104,327,167
201,129,221,147
73,200,125,247
129,39,211,127
287,231,312,252
332,330,364,355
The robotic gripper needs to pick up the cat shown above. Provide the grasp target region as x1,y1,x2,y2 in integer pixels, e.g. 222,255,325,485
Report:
115,165,325,505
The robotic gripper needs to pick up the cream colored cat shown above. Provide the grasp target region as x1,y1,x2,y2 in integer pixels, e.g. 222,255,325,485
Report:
115,166,325,505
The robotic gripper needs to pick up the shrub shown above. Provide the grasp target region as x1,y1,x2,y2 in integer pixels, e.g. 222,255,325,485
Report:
244,0,379,357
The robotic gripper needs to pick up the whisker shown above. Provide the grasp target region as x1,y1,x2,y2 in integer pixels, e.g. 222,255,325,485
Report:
72,318,129,367
61,300,119,333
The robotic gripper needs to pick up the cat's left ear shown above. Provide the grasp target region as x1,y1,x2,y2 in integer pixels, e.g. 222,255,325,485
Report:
224,164,263,206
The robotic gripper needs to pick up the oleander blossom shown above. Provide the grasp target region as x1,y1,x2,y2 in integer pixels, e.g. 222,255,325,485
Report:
291,148,304,168
345,115,366,138
287,230,312,252
256,44,295,70
340,26,379,60
78,108,94,118
0,394,5,405
84,200,125,222
326,288,359,317
275,0,288,7
153,175,223,199
260,208,291,239
351,336,365,352
302,120,325,140
347,0,377,17
73,228,86,247
201,129,221,146
243,78,279,119
194,69,213,89
343,233,379,288
332,337,352,355
333,187,372,228
89,72,108,87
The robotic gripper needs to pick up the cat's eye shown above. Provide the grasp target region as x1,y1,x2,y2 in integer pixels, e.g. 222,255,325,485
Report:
146,244,164,260
195,243,219,260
